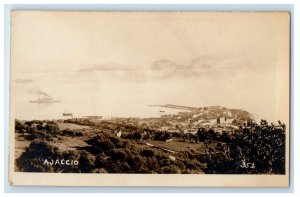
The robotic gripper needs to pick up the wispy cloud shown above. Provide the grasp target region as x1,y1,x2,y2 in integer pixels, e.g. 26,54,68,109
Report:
77,56,242,83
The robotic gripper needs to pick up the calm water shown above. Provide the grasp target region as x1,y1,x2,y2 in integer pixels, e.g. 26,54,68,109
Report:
15,100,187,120
12,71,281,123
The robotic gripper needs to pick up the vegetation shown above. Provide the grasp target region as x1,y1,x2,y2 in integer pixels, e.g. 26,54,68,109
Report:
195,120,286,174
15,119,285,174
84,132,205,173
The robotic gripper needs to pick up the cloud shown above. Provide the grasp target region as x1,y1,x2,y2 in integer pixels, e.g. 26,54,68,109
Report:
148,56,218,79
150,59,181,78
77,55,243,83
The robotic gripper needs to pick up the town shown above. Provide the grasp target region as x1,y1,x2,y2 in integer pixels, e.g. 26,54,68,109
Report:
84,104,254,137
14,104,285,174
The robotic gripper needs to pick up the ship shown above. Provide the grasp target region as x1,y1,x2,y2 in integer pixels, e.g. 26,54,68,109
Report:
63,113,73,116
29,92,61,103
63,109,73,117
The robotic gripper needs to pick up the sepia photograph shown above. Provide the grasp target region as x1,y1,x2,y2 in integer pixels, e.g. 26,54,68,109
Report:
9,11,290,186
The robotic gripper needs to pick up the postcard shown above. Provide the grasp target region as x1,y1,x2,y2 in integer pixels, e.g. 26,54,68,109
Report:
9,11,290,187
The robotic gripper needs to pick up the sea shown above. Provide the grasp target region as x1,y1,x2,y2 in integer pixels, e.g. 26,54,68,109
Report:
15,100,187,120
12,71,283,123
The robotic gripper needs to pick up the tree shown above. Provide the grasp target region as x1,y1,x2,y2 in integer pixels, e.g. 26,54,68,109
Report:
197,128,207,142
16,140,62,172
15,119,26,133
78,150,96,173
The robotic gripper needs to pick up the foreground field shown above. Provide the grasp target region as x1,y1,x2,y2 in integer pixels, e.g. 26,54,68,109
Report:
14,118,286,174
149,139,206,153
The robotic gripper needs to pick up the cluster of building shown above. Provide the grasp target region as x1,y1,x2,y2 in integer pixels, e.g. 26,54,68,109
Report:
133,105,253,135
63,105,253,137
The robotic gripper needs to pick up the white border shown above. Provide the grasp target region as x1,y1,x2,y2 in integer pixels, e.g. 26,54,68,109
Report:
1,0,298,195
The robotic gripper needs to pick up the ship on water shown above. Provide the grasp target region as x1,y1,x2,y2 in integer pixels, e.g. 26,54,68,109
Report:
63,112,73,116
29,92,61,103
62,110,73,118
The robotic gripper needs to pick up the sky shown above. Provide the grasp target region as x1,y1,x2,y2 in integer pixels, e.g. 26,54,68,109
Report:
10,11,290,123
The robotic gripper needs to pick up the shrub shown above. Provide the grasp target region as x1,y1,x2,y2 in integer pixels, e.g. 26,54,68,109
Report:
110,149,127,161
15,119,26,133
86,137,115,154
16,140,97,173
141,149,154,157
16,140,62,172
78,150,95,173
61,129,84,137
153,131,171,141
160,165,181,174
